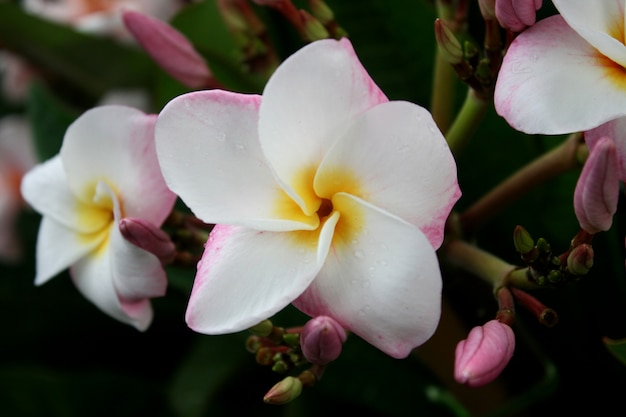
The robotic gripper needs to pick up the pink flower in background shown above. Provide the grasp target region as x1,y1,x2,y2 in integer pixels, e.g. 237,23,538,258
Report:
454,320,516,387
20,105,176,330
0,116,37,263
495,0,626,134
156,38,461,358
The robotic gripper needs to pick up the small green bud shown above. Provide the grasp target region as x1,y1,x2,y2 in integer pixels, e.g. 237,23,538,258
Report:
547,269,562,284
434,18,463,65
246,335,262,353
536,238,551,255
256,347,274,366
271,360,290,373
301,10,330,41
282,333,300,348
307,0,334,25
263,376,303,405
249,319,274,337
513,225,534,254
567,244,594,275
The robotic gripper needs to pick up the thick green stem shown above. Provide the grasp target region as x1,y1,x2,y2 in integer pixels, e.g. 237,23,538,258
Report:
444,88,489,154
459,131,584,234
441,238,516,289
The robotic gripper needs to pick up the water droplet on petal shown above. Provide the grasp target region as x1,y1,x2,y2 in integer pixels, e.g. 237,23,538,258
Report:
354,250,364,259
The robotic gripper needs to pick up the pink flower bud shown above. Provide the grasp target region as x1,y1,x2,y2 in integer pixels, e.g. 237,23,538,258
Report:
496,0,542,32
121,9,213,88
300,316,347,365
567,243,594,276
454,320,515,387
574,136,620,234
119,217,176,265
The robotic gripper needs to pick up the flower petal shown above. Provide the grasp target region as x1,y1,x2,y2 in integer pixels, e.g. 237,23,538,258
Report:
185,220,339,334
495,15,626,134
34,216,103,286
156,90,317,231
293,193,442,358
258,38,387,215
61,105,175,225
552,0,626,67
70,241,154,331
314,100,460,249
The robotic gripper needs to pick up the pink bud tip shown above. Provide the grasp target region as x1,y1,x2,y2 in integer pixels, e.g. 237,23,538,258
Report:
454,320,515,387
121,9,213,88
119,217,176,265
263,376,302,405
495,0,542,32
574,136,620,234
300,316,347,365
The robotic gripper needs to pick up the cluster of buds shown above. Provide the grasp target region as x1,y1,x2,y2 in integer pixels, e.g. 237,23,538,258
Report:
513,225,594,287
252,0,347,42
246,316,347,404
434,2,503,100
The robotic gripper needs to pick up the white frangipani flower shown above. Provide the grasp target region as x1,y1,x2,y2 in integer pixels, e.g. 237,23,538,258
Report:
21,105,177,330
155,38,461,358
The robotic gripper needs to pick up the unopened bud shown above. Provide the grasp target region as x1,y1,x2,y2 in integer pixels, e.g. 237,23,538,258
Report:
249,319,274,337
307,0,334,25
121,10,213,89
300,10,329,41
574,136,619,234
434,18,463,65
454,320,515,387
263,376,302,405
513,225,534,254
496,0,543,32
478,0,496,20
118,218,176,265
300,316,346,365
567,243,594,276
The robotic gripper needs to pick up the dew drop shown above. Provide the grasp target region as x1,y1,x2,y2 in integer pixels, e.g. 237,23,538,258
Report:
354,250,364,259
235,143,246,151
216,132,226,142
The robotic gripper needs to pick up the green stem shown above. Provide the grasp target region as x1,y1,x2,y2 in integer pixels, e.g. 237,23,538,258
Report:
441,238,516,289
445,88,489,154
430,0,458,134
459,131,584,234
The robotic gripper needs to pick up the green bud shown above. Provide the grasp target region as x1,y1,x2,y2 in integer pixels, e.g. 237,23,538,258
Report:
282,332,300,347
547,269,562,284
263,376,303,405
272,360,290,373
308,0,334,25
513,225,534,254
256,347,274,366
246,335,262,353
567,244,594,275
301,10,330,41
434,18,463,65
536,238,551,255
249,319,274,337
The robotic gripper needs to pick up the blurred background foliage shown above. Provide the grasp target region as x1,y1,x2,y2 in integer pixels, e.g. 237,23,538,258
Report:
0,0,625,416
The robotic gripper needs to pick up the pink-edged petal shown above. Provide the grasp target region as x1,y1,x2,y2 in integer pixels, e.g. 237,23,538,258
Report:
33,216,104,286
185,219,340,334
552,0,626,67
105,178,168,300
315,100,460,249
574,136,620,233
70,241,154,331
258,38,388,215
61,105,175,225
156,90,317,231
495,15,626,134
293,193,442,359
585,118,626,181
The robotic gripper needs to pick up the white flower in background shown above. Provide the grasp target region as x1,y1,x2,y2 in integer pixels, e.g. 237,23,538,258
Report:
21,105,176,330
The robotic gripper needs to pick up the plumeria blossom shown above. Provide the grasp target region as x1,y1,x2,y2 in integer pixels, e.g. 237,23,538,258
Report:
0,115,37,262
20,105,176,330
495,0,626,134
155,38,461,358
